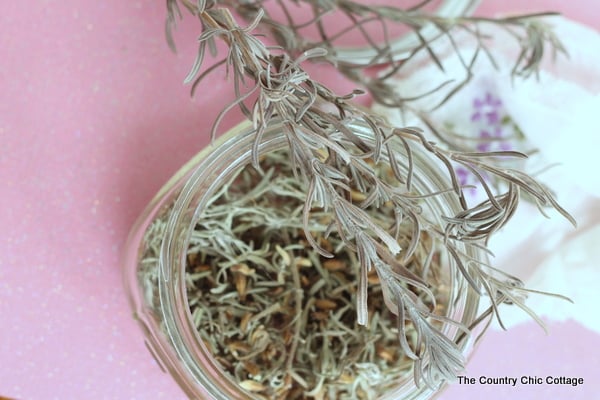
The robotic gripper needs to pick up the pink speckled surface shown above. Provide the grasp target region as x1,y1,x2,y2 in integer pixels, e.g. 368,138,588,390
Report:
1,1,598,399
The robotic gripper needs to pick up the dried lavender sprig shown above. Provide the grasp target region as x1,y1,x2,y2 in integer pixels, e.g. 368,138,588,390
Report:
219,1,566,85
216,0,481,67
165,0,575,386
213,1,570,202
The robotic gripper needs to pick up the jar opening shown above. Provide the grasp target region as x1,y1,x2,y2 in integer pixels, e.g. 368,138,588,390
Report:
128,121,485,400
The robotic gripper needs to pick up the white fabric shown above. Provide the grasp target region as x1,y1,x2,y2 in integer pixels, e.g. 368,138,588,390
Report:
371,17,600,331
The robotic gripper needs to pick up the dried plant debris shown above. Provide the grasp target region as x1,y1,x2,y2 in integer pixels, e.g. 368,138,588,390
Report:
185,151,450,399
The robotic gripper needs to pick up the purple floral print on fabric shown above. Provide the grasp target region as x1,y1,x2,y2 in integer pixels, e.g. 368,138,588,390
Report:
471,92,503,125
455,91,515,194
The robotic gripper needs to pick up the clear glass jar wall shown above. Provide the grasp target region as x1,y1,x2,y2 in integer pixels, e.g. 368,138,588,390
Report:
123,120,486,399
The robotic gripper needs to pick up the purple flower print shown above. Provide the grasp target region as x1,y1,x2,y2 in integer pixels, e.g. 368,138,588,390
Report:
470,92,513,153
445,89,527,203
471,92,503,125
475,126,505,152
476,129,493,152
456,166,479,196
456,167,469,186
451,90,523,202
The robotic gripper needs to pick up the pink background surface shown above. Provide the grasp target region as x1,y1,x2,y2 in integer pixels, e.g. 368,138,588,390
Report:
1,1,598,399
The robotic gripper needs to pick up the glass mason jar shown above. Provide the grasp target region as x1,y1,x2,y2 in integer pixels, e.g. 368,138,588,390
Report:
123,119,487,399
